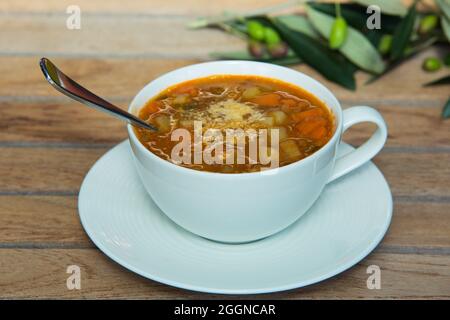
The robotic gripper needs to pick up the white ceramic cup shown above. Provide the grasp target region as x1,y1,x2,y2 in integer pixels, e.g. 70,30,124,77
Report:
127,61,387,243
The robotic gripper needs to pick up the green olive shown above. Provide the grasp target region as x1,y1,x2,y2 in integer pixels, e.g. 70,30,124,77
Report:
444,53,450,67
247,40,265,58
404,45,414,56
246,20,265,41
329,17,348,49
422,57,442,72
264,27,281,45
267,42,288,58
378,34,393,55
419,14,438,34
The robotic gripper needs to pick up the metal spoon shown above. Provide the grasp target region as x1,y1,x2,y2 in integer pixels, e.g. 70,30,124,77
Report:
39,57,157,131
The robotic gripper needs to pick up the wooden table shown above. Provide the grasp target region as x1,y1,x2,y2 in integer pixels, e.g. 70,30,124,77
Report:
1,0,449,299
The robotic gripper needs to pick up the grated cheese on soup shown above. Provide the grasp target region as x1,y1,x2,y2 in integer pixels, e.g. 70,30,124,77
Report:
208,99,262,122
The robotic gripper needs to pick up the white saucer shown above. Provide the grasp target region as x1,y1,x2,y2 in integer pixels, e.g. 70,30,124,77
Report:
79,141,392,294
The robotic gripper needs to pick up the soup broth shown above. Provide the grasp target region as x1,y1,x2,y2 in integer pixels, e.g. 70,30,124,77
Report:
135,75,334,173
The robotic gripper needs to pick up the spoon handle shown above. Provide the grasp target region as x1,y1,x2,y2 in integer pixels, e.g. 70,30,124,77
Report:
39,57,157,131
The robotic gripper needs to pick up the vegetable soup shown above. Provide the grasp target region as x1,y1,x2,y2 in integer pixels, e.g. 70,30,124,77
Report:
134,75,334,173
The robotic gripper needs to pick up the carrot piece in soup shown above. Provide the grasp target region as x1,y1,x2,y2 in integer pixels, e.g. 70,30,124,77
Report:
249,93,280,107
295,117,327,136
309,126,328,141
291,107,325,122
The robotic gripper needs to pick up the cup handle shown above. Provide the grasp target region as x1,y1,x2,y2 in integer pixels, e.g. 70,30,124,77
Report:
327,106,388,183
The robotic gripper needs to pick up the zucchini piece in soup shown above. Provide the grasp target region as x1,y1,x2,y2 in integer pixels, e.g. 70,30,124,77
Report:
154,114,171,133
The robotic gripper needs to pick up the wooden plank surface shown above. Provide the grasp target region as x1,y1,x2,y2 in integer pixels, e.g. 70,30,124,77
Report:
0,0,434,15
0,196,90,245
0,14,243,59
1,196,450,250
0,250,448,299
1,100,449,148
1,147,450,197
0,0,283,16
1,55,449,102
0,0,449,299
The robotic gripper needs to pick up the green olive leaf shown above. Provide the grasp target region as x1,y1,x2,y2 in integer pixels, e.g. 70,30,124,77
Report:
307,2,401,34
423,75,450,87
442,98,450,119
272,18,356,90
276,15,319,39
187,0,309,29
306,6,385,74
390,1,417,61
435,0,450,41
209,51,302,66
441,16,450,42
436,0,450,19
352,0,407,16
